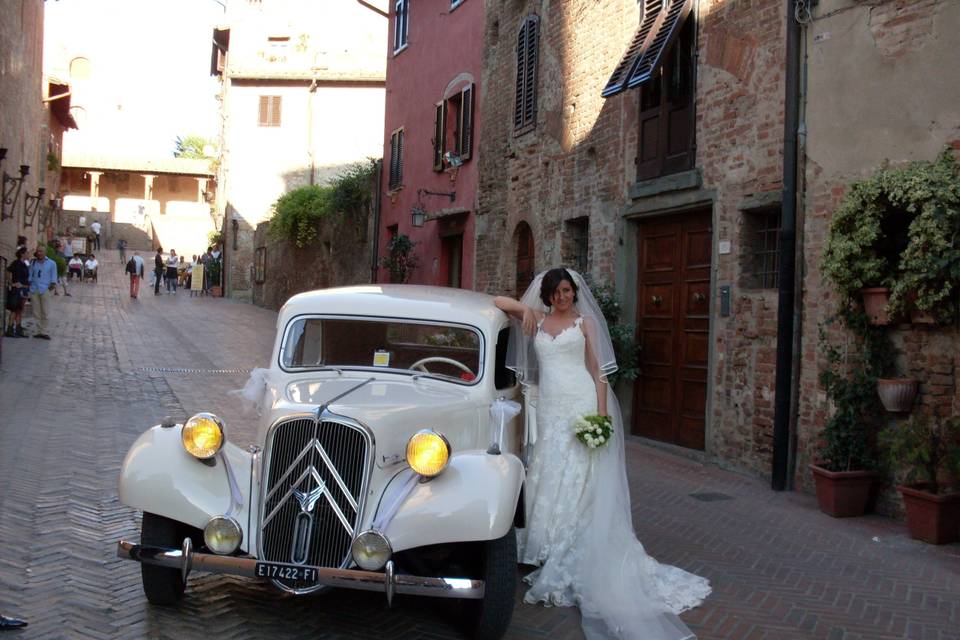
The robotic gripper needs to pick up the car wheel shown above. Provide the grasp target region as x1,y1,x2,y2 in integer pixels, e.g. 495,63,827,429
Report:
463,526,517,640
140,512,187,605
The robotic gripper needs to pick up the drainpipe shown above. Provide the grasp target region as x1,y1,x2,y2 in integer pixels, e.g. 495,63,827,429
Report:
308,79,317,185
772,0,802,491
370,159,383,283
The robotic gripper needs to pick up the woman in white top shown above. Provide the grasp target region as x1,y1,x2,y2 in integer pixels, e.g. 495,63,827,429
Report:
165,250,179,294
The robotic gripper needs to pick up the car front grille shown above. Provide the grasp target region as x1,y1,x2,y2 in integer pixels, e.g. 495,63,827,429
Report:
259,413,372,593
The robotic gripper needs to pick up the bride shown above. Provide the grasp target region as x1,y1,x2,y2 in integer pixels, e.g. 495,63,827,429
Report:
494,268,711,640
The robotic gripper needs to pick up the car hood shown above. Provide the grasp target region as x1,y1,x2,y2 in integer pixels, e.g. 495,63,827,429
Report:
262,375,486,469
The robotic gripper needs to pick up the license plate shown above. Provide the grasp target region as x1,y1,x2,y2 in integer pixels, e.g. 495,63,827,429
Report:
255,562,318,583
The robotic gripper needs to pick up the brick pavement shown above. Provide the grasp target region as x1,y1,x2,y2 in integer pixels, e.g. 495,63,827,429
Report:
0,257,957,640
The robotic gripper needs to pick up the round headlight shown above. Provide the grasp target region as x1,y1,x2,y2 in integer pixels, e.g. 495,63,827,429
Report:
405,430,451,477
182,412,225,459
204,515,243,555
351,530,392,571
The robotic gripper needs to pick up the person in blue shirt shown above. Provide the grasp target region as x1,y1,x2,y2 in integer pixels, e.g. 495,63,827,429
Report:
29,245,58,339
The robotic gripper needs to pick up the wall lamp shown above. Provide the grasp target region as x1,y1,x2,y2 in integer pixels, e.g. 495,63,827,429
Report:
411,203,427,227
23,187,46,227
1,149,30,222
411,189,456,228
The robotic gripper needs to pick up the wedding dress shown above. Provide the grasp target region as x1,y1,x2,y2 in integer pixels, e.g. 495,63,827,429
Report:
517,314,710,640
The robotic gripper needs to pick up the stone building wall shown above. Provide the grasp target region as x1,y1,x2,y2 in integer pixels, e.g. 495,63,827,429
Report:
0,0,47,258
250,212,376,311
793,0,960,495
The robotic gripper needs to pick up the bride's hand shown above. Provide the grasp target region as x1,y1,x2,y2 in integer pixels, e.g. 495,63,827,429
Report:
522,307,537,336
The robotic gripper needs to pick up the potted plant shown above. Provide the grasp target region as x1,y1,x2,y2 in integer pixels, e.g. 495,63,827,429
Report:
822,149,960,325
206,256,222,297
880,415,960,544
381,234,419,283
810,313,891,517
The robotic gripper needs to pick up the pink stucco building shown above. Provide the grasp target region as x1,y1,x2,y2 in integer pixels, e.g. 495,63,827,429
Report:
377,0,482,288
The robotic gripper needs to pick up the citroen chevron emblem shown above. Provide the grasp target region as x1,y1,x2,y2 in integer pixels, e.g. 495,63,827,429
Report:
292,482,325,514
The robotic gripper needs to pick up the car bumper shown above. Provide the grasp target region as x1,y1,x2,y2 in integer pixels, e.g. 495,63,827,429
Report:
116,540,484,603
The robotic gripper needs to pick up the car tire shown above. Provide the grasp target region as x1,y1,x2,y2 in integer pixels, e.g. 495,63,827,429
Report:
140,512,187,605
464,526,517,640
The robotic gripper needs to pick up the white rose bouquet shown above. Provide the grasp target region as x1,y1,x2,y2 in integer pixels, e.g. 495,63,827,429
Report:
574,414,613,449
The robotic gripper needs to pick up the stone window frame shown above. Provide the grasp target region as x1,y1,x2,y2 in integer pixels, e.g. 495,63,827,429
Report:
513,15,540,136
562,216,589,274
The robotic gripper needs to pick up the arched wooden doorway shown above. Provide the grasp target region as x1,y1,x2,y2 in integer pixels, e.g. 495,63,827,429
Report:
515,221,535,296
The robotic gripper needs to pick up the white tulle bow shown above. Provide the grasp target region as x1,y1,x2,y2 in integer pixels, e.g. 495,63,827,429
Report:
488,398,521,454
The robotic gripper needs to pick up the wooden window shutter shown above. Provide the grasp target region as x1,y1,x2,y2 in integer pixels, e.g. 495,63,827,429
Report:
258,95,269,126
396,129,404,186
513,21,528,128
389,130,399,189
433,102,445,171
522,19,538,129
514,15,539,131
259,96,281,126
460,84,474,161
627,0,693,89
602,0,663,97
270,96,281,126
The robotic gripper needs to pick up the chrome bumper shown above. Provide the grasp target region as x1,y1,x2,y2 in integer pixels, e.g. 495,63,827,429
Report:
116,540,484,604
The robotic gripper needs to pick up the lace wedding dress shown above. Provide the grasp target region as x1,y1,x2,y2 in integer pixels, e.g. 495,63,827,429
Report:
518,317,711,640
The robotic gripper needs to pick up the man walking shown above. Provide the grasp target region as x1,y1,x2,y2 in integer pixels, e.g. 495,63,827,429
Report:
90,220,101,250
117,238,127,266
154,247,164,296
29,245,58,339
126,251,144,298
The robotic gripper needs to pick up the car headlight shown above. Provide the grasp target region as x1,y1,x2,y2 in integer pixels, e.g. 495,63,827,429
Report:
405,429,451,477
204,515,243,555
351,530,392,570
181,412,225,459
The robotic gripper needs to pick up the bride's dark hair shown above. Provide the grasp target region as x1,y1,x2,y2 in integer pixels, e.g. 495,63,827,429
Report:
539,267,579,307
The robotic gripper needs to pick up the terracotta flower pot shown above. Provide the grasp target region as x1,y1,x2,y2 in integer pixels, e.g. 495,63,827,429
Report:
876,378,918,413
810,465,879,517
897,484,960,545
211,285,223,297
860,287,891,325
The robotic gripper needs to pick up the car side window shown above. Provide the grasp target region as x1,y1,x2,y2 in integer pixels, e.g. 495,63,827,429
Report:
494,327,517,390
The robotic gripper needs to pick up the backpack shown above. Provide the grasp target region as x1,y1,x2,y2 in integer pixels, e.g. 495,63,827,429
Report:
125,257,137,274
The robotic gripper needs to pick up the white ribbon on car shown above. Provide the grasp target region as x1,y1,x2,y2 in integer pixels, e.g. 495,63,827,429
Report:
231,367,273,416
488,398,522,454
370,468,419,534
522,385,539,445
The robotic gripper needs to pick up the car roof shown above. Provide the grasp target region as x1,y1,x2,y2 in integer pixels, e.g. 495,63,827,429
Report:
279,284,506,332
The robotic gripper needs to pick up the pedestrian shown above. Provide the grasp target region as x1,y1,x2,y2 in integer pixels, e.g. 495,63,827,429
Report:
4,246,30,338
0,613,27,629
126,251,144,299
90,219,101,250
62,233,74,262
154,247,164,296
51,240,71,296
83,254,99,282
117,237,127,266
165,249,179,294
28,245,58,339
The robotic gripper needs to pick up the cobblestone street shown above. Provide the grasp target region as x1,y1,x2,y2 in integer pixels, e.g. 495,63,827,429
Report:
0,257,957,640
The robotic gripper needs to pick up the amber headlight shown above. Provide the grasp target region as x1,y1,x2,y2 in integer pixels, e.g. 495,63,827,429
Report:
405,430,451,477
204,515,242,555
351,530,392,571
181,412,225,459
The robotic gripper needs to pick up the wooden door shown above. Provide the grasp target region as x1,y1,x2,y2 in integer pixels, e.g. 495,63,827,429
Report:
633,210,711,450
515,222,535,296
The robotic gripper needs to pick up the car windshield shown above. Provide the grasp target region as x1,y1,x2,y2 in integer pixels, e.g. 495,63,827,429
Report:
281,317,482,383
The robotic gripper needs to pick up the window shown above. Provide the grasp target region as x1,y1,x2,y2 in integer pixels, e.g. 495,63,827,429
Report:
562,217,589,274
494,327,517,390
394,0,409,52
258,95,281,127
514,15,539,134
167,175,179,193
433,83,474,171
266,36,289,62
389,128,404,190
741,208,781,289
255,247,266,284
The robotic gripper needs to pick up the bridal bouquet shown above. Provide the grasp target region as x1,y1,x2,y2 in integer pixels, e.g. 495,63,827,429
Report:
574,414,613,449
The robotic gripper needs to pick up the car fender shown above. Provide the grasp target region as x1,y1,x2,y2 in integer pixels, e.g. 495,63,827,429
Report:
118,425,255,550
382,451,524,553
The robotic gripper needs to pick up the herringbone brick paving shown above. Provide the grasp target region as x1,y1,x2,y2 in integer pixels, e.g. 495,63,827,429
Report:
0,255,956,639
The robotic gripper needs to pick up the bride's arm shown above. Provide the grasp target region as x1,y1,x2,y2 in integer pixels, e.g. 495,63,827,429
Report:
582,318,609,416
494,296,541,335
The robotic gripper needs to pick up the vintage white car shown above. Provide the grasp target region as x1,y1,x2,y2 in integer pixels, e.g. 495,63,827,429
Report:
116,285,527,639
